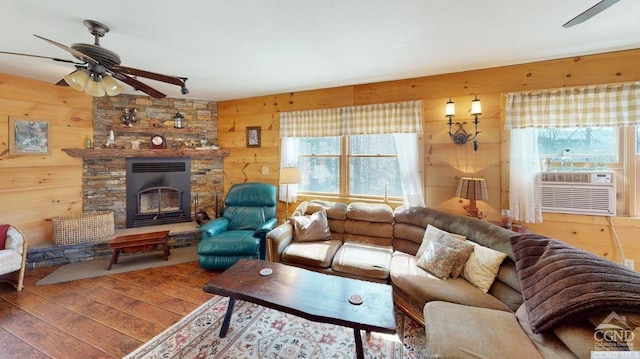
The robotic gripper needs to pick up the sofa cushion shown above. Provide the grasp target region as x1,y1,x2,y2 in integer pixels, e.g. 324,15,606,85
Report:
416,240,458,280
331,242,392,280
423,301,544,359
346,202,393,223
511,234,640,334
515,304,580,359
462,242,507,293
416,224,466,258
0,249,22,273
290,210,332,242
282,240,343,268
390,251,511,312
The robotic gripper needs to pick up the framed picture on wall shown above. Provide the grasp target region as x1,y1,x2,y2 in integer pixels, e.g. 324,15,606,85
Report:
246,126,261,148
8,117,51,156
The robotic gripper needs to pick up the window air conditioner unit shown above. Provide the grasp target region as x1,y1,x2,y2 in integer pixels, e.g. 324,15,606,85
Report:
539,171,616,216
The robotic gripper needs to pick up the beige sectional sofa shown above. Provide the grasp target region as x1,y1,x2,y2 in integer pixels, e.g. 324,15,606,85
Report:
266,200,640,358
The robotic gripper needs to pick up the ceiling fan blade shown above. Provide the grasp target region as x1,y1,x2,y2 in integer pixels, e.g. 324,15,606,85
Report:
33,34,99,65
0,50,83,64
111,73,166,98
563,0,620,28
112,65,186,86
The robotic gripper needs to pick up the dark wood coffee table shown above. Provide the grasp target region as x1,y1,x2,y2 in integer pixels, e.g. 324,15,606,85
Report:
203,259,396,359
107,230,170,270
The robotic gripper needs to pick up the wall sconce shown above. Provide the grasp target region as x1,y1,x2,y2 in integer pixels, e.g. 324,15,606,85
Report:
446,96,482,151
456,177,488,218
173,111,185,129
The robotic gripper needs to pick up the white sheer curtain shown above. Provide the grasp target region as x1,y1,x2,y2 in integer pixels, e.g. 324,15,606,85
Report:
508,128,542,223
394,133,425,207
279,137,299,203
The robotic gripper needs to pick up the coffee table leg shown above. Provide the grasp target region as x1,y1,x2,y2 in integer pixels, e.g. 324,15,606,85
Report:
219,298,235,338
354,328,364,359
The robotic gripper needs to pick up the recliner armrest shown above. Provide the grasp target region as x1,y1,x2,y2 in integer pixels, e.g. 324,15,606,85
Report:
253,218,278,238
198,217,230,238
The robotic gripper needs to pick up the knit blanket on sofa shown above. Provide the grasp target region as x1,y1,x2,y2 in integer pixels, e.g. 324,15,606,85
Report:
510,234,640,333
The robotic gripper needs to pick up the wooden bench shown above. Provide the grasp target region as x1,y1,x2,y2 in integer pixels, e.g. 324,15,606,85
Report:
107,230,170,270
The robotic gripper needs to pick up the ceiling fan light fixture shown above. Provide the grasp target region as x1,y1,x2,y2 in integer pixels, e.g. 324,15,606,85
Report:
84,77,106,97
64,69,90,91
102,74,124,96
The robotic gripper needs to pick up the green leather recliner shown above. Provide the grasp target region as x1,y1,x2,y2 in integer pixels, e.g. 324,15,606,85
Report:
197,182,277,270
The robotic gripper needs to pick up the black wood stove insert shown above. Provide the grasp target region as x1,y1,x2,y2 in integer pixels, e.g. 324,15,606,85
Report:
126,158,191,228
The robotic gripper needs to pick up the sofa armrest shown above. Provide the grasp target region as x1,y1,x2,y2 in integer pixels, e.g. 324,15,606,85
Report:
198,217,230,239
266,221,293,262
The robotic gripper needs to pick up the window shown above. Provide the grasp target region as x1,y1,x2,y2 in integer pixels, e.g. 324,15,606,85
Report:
298,137,340,194
296,134,402,198
538,127,618,165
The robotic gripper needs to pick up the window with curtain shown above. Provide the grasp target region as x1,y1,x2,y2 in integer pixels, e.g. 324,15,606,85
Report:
505,82,640,222
279,100,425,208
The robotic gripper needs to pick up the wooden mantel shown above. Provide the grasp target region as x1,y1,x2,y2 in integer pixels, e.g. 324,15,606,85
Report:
62,148,230,159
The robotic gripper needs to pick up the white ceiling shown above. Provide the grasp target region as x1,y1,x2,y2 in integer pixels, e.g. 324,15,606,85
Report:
1,0,639,101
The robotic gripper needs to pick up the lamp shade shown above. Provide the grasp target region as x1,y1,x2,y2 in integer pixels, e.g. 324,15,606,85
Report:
84,79,106,97
63,69,90,91
445,99,455,117
102,74,124,96
471,97,482,115
280,167,302,184
456,177,488,201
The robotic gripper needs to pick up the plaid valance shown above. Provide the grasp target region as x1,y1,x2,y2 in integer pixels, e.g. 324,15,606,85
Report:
279,100,422,137
505,83,640,129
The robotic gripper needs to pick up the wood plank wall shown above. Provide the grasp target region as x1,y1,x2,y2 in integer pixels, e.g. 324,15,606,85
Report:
217,48,640,267
0,73,92,246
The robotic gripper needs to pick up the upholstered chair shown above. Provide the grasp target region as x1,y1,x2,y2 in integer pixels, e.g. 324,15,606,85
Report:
198,182,277,270
0,225,27,291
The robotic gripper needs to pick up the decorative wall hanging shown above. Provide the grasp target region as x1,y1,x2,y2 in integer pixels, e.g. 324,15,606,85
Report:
8,117,51,156
246,126,261,148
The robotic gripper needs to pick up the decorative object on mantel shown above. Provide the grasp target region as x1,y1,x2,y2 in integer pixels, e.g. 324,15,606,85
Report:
445,96,482,151
150,134,166,149
105,129,116,147
173,111,185,129
122,108,137,127
149,118,162,128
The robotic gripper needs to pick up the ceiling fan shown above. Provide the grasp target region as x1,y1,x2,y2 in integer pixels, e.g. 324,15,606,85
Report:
0,19,188,98
563,0,620,28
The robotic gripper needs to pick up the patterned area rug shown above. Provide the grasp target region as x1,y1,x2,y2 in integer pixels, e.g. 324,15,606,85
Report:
125,295,426,359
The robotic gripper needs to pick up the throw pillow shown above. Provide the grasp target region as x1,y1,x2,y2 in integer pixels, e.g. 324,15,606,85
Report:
511,234,640,334
0,224,9,249
416,240,457,280
435,235,475,278
462,242,508,293
416,224,466,258
289,210,332,242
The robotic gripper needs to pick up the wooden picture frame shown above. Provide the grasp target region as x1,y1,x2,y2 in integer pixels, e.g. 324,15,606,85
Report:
246,126,261,148
8,117,51,156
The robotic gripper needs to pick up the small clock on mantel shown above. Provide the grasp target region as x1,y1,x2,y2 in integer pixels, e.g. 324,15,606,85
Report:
150,134,166,149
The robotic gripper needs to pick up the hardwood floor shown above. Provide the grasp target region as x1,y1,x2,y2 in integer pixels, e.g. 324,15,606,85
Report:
0,260,220,358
